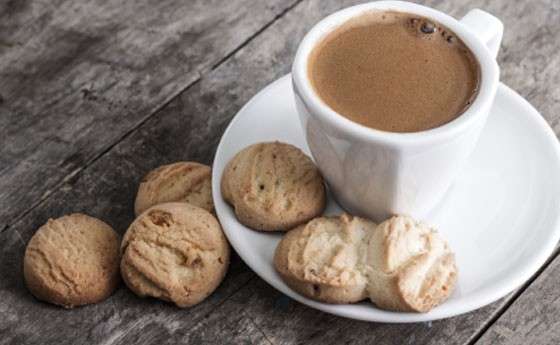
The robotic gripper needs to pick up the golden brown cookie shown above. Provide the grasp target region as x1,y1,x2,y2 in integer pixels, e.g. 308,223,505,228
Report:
221,141,326,231
23,214,120,308
274,214,457,312
121,202,230,308
135,162,213,216
274,214,371,304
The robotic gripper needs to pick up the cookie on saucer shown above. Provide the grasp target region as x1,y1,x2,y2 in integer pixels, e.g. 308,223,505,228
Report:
274,214,457,312
365,215,457,312
274,214,372,304
221,141,326,231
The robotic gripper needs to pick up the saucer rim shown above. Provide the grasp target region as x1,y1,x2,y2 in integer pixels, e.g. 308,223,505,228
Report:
212,74,560,323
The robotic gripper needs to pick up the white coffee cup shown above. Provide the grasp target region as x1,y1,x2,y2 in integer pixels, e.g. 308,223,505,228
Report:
292,1,502,221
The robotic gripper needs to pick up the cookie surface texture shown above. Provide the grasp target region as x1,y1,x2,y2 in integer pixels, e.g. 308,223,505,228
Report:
24,213,120,308
135,162,213,216
121,202,230,307
221,141,326,231
365,215,457,312
274,214,372,304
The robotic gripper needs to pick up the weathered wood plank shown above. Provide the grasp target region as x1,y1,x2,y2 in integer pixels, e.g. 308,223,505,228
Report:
111,278,275,345
473,252,560,345
178,278,506,345
0,0,299,231
1,0,558,344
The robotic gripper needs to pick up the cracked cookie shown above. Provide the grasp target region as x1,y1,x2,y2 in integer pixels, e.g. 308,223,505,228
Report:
274,214,457,312
135,162,213,216
120,202,230,307
23,214,120,308
274,214,371,304
221,141,326,231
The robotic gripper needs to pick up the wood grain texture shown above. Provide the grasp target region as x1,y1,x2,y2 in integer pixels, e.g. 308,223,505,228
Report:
183,277,507,345
1,0,559,344
474,253,560,345
0,0,299,231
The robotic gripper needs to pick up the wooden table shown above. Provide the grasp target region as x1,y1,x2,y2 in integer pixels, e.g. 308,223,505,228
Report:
1,0,559,344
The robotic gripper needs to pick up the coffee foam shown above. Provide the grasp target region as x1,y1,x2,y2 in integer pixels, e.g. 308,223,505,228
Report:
308,11,480,133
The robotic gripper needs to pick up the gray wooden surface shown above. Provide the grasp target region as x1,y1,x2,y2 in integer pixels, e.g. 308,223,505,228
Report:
1,0,558,344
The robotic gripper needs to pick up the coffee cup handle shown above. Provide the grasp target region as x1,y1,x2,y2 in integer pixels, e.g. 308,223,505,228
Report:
460,9,503,59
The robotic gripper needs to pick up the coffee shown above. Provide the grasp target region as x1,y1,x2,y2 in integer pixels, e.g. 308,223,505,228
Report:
308,11,480,133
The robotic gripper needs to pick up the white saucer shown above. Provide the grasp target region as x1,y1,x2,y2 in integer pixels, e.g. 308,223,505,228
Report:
212,74,560,323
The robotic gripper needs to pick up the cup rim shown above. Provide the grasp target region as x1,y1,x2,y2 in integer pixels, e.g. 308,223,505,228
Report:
292,0,500,147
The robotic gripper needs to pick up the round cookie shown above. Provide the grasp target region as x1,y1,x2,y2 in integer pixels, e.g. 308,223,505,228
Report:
274,214,372,304
121,202,230,308
221,141,326,231
365,215,457,312
23,214,120,308
135,162,213,216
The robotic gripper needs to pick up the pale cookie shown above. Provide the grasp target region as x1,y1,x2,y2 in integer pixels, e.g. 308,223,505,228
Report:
274,214,372,304
221,141,326,231
365,215,457,312
121,202,230,308
135,162,213,216
274,214,457,312
23,214,120,308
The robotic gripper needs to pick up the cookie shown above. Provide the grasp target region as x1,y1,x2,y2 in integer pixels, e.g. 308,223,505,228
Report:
121,202,230,307
221,141,326,231
23,214,120,308
274,214,371,304
135,162,213,216
365,215,457,312
274,214,457,312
